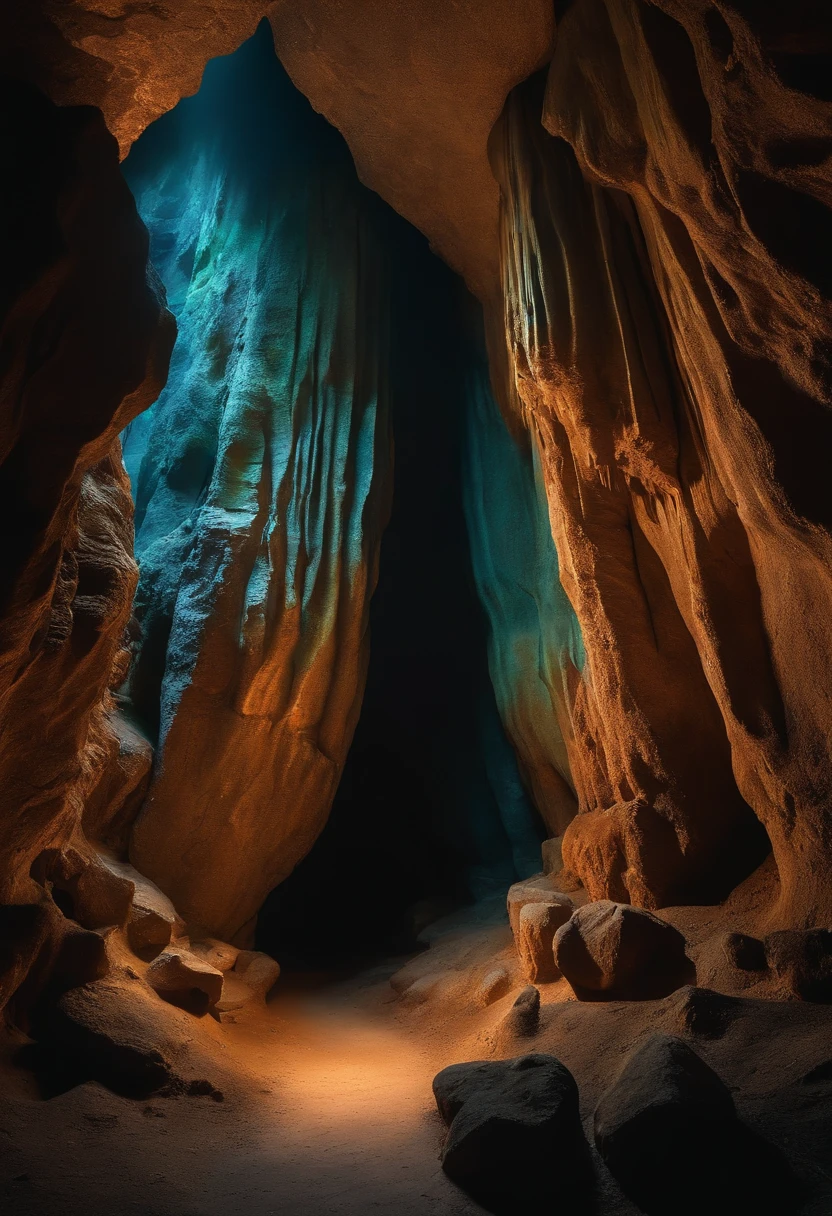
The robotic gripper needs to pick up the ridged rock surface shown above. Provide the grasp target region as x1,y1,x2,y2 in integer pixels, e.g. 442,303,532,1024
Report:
463,360,583,837
0,79,172,906
123,28,394,941
492,1,832,924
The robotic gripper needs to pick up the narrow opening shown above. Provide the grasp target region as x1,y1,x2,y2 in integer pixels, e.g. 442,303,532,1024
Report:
118,22,564,970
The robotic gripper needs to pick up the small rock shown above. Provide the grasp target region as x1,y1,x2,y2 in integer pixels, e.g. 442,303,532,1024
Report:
553,900,692,1000
191,938,239,973
145,949,223,1014
722,931,766,972
517,901,569,983
497,984,540,1044
764,928,832,1000
99,856,184,958
506,874,572,939
399,971,447,1006
662,985,742,1039
433,1053,587,1209
541,836,563,876
475,967,512,1007
233,950,280,999
214,974,253,1016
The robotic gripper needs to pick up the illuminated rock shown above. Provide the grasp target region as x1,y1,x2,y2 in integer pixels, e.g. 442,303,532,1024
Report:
123,27,394,941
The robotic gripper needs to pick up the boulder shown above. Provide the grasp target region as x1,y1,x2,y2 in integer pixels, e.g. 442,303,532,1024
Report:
32,848,135,931
662,985,743,1040
764,929,832,1001
553,900,692,1000
594,1033,793,1214
517,900,569,983
506,874,572,939
37,977,221,1100
722,931,766,973
213,949,280,1019
0,898,110,1031
433,1053,587,1210
99,856,184,957
145,949,223,1014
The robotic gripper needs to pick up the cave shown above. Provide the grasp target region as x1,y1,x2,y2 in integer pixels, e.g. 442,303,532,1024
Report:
2,4,832,1215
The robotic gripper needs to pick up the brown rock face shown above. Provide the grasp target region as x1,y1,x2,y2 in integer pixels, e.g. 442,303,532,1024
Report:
269,0,554,298
0,80,172,925
492,2,832,925
0,0,274,156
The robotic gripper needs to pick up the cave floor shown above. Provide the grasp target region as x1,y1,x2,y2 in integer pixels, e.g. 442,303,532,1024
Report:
3,880,832,1215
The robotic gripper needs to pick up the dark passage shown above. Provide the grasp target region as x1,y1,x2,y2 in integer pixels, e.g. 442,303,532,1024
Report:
122,22,544,968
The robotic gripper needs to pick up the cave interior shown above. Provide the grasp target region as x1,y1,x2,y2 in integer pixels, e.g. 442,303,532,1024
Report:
2,3,832,1215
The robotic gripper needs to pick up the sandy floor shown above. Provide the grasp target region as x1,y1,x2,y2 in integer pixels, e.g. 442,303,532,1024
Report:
2,882,832,1215
0,958,491,1216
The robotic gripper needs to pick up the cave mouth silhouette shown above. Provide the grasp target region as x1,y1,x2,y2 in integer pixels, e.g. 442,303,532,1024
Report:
120,22,547,970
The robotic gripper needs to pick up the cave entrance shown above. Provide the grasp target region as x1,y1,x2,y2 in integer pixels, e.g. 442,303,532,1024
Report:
119,21,549,967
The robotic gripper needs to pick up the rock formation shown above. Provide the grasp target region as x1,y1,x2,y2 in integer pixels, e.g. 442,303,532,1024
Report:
122,26,395,942
491,2,832,925
1,0,832,1106
463,360,583,836
0,79,172,921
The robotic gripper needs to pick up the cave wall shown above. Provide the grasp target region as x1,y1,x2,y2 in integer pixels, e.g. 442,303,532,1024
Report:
121,26,396,943
462,356,583,839
491,0,832,926
258,238,549,966
2,0,832,966
0,79,172,911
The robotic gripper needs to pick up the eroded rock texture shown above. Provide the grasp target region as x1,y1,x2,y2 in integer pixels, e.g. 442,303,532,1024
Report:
492,2,832,925
122,27,394,941
0,80,171,912
463,360,583,836
0,0,275,157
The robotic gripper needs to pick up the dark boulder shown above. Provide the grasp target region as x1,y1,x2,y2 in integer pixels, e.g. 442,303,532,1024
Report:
33,977,220,1100
722,931,766,972
433,1053,591,1212
595,1033,796,1215
764,928,832,1001
553,900,692,1000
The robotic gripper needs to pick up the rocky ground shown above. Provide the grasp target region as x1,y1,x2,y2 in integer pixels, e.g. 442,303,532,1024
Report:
2,857,832,1214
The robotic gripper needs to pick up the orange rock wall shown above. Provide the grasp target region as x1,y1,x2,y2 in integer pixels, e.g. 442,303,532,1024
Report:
0,81,173,904
493,0,832,927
